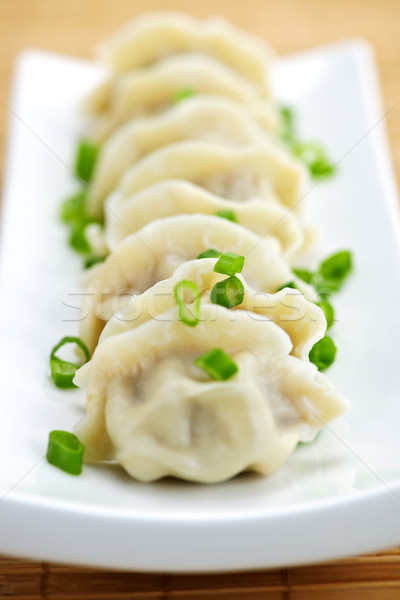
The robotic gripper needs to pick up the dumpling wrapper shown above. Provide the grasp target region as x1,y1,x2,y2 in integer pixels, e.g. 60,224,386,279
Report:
84,54,278,144
91,140,306,217
79,214,294,353
74,304,349,483
96,12,273,97
105,179,307,260
89,96,274,205
99,257,326,361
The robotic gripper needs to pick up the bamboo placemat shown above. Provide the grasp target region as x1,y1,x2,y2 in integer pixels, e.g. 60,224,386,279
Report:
1,0,400,597
1,550,400,599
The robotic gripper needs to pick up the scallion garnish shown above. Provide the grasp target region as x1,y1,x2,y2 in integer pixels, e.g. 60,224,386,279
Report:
74,139,99,184
50,336,90,389
60,190,87,224
197,248,222,259
318,250,352,292
174,280,201,327
84,255,106,269
279,106,335,179
317,300,335,330
210,276,244,309
280,106,295,142
60,189,103,257
216,209,237,223
195,347,238,381
293,250,352,296
46,430,85,475
172,88,196,104
276,281,299,292
292,141,335,178
69,223,91,254
292,268,314,285
309,336,337,371
214,252,244,276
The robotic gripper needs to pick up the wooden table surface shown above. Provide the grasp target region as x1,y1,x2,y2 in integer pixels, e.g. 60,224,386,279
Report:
1,0,400,598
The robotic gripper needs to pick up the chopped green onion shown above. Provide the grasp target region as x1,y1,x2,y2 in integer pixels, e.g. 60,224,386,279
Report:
195,347,238,381
292,268,314,285
276,281,299,292
280,106,295,142
69,223,91,254
317,300,335,329
50,336,90,389
210,276,244,309
319,250,352,291
84,255,106,269
60,190,87,224
216,209,237,223
46,430,85,475
291,141,335,179
60,188,103,256
197,248,222,259
214,252,244,276
174,280,201,327
172,88,196,104
309,336,337,371
280,105,335,179
74,139,99,184
293,250,353,296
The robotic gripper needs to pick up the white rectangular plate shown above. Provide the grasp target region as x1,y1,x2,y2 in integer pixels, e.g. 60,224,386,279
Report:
1,40,400,572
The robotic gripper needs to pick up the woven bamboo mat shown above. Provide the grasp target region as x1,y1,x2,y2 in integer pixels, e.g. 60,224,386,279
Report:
1,1,400,597
1,550,400,599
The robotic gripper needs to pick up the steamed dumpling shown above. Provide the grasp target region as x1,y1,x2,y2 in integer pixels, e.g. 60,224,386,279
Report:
90,140,306,217
79,214,293,352
74,304,349,482
105,180,307,260
89,96,273,204
85,54,278,143
96,12,273,97
99,257,326,361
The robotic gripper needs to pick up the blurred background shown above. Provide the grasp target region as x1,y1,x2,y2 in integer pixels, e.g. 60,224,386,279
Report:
0,0,399,189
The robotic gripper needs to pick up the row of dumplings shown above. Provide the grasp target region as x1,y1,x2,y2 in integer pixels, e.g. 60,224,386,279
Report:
58,13,349,483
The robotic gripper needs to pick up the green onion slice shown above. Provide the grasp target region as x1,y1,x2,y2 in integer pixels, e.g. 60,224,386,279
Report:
276,281,299,292
309,336,337,371
317,300,335,330
60,190,87,224
197,248,222,259
46,430,85,475
60,188,103,256
172,88,196,103
50,336,90,389
195,347,238,381
292,268,314,285
69,223,91,254
292,141,335,179
210,276,244,309
216,209,237,223
174,280,201,327
84,255,106,269
74,139,99,184
318,250,352,291
214,252,245,276
280,105,295,142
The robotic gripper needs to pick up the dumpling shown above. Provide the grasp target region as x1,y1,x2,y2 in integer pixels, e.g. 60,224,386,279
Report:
90,140,306,217
74,304,349,482
79,214,294,352
99,257,326,361
105,180,307,260
96,12,273,97
89,96,273,205
84,54,278,143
